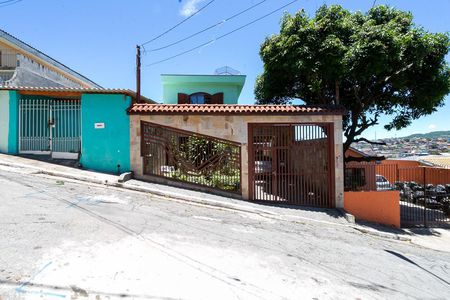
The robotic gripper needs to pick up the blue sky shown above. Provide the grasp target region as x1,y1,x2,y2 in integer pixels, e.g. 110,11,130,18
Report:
1,0,449,139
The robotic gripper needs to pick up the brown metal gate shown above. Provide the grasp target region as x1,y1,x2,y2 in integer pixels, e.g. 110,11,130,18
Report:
249,123,334,207
141,121,241,194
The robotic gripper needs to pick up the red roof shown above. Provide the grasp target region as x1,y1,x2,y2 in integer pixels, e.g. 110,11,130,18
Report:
128,104,345,115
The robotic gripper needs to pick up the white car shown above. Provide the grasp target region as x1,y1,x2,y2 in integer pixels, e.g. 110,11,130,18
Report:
376,174,393,191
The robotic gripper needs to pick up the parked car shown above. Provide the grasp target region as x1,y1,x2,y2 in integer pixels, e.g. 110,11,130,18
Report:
376,174,393,191
255,160,272,174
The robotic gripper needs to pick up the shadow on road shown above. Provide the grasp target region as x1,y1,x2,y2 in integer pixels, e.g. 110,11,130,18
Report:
385,250,450,286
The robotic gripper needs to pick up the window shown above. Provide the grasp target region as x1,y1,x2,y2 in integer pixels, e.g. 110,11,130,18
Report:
190,93,206,104
177,92,223,104
344,168,366,191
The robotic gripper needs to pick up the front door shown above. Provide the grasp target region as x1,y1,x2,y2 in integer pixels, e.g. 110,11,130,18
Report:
19,97,81,159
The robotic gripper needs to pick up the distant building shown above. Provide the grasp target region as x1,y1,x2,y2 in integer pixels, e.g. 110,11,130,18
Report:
0,29,100,88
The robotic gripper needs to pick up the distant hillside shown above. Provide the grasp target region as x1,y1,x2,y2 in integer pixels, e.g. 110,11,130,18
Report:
402,130,450,139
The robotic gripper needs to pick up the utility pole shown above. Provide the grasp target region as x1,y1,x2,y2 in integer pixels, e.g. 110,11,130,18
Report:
136,45,141,104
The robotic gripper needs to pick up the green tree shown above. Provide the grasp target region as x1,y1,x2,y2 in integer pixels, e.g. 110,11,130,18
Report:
255,5,450,158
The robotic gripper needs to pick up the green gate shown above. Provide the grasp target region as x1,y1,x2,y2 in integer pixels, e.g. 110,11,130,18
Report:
19,97,81,159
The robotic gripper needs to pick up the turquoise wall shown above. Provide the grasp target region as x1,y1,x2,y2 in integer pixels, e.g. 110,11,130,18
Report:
0,90,9,153
162,75,246,104
8,91,19,154
80,93,131,174
1,92,44,155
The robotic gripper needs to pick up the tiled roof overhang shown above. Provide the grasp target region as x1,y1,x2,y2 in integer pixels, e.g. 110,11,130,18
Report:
0,29,101,88
128,104,346,115
0,86,155,103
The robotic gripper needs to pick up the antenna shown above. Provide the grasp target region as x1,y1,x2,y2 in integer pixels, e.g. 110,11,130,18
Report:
214,66,240,75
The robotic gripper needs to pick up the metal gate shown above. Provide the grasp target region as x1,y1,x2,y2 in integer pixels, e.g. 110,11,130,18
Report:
398,167,450,227
249,123,333,207
141,121,241,194
19,98,81,159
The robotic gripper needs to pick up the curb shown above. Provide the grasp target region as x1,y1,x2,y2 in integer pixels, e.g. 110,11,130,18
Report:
351,226,411,242
115,181,278,217
337,208,355,223
15,164,278,217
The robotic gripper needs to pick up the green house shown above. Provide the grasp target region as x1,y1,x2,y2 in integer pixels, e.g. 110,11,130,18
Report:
161,73,246,104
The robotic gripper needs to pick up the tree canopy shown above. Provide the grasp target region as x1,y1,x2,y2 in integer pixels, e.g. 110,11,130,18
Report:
255,5,450,155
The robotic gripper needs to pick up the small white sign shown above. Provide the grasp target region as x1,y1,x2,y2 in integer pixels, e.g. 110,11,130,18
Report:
94,123,105,129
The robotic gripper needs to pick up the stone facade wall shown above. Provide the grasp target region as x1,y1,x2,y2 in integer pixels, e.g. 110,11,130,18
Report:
130,114,344,207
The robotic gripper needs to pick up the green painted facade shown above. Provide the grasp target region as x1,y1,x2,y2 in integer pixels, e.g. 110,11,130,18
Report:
8,91,19,154
0,90,19,154
80,93,131,174
161,74,246,104
0,91,9,153
0,89,131,174
0,90,10,153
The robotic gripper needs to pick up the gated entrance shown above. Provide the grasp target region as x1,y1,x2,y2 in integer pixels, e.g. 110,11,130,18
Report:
19,97,81,159
345,162,450,228
397,167,450,227
249,123,334,207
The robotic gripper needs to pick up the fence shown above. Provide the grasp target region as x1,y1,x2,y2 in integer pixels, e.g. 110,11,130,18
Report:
141,121,241,194
345,162,450,227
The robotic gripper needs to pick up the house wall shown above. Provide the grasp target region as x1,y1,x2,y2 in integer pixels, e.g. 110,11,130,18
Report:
80,94,131,174
0,90,10,152
163,83,242,104
0,90,18,154
344,191,400,228
162,75,246,104
0,44,17,68
130,114,344,207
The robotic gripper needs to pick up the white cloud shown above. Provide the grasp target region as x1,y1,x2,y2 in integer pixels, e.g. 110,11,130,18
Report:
428,124,437,130
180,0,205,17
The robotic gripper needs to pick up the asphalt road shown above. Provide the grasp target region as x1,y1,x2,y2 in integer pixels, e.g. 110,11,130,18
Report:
0,166,450,300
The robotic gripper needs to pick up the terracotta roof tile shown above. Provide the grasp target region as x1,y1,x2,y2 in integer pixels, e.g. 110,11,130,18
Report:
128,104,345,115
0,86,156,103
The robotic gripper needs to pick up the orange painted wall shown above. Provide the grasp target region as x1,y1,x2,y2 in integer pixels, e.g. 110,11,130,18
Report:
344,191,400,228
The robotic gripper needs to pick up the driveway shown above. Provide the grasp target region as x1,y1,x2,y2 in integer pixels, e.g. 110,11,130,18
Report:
0,166,449,299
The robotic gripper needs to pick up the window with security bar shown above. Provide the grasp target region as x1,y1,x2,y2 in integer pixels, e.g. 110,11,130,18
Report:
141,121,241,194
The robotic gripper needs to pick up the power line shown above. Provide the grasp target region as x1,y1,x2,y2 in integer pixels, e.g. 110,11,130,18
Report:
146,0,298,67
0,0,19,4
0,0,23,7
141,0,217,47
147,0,268,52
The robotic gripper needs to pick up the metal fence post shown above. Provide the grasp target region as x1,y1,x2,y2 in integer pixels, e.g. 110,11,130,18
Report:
423,167,428,227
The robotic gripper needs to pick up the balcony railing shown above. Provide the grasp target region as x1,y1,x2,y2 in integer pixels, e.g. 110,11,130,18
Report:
0,69,15,84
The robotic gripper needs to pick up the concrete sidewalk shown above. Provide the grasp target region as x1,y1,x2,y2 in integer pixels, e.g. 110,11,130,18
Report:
0,153,430,245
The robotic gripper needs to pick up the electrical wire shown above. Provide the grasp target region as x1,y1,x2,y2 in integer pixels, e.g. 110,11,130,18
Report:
0,0,19,4
146,0,298,67
0,0,23,7
147,0,268,52
141,0,217,47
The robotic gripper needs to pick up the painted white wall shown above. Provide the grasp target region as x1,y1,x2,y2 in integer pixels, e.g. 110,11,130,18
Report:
0,90,10,153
